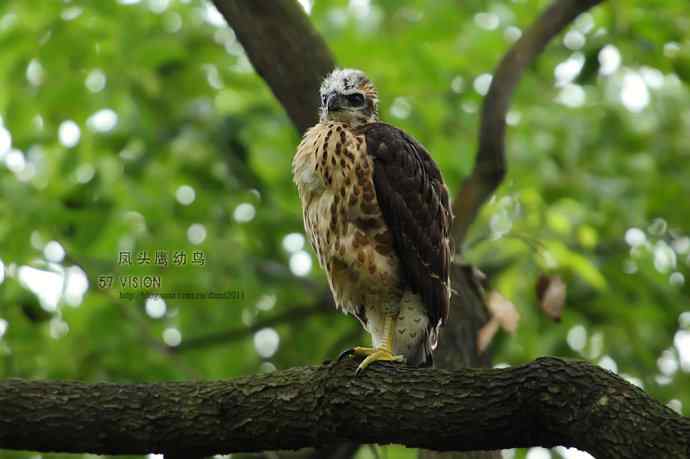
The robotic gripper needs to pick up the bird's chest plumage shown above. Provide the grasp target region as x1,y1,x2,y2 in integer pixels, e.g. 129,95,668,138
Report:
292,122,401,313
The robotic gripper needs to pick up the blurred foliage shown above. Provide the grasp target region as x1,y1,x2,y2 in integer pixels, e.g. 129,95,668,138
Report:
0,0,689,458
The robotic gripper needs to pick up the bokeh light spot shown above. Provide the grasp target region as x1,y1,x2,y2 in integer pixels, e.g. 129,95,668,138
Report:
233,203,256,223
58,120,81,148
289,251,312,277
176,185,196,205
145,296,167,319
187,224,207,245
163,327,182,347
282,233,305,253
254,328,280,358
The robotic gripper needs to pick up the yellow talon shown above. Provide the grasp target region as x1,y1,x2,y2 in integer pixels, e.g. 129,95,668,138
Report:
337,314,405,375
355,348,405,375
350,346,378,356
337,346,405,375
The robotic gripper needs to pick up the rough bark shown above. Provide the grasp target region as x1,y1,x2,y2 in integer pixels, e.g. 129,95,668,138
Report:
1,357,688,458
211,0,336,135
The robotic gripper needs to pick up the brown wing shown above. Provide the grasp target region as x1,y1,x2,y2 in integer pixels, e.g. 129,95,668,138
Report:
356,122,453,329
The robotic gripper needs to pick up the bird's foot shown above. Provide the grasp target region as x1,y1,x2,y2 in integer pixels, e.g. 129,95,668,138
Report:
337,346,405,376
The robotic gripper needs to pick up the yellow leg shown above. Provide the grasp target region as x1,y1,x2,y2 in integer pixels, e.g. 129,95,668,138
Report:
337,314,405,375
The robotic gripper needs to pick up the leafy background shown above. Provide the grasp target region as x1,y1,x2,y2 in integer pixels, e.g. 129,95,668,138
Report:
0,0,688,458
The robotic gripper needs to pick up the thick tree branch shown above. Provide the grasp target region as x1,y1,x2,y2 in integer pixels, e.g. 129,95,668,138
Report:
211,0,335,135
451,0,604,244
1,357,687,458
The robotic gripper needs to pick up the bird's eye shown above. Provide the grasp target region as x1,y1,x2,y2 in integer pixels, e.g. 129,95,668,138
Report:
347,93,365,106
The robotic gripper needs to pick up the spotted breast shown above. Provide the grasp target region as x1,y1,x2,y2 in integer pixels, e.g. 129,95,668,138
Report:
292,121,402,321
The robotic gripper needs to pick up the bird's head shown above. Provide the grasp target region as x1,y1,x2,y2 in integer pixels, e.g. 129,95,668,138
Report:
319,68,379,127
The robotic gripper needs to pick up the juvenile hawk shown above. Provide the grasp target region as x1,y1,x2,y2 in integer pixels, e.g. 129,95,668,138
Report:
292,69,452,373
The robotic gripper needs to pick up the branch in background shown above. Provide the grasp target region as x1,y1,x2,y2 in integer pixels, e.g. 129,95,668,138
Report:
450,0,604,245
430,3,605,457
1,357,688,458
171,295,333,353
211,0,335,135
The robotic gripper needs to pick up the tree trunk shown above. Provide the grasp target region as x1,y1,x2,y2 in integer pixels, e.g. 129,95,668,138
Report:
211,0,335,134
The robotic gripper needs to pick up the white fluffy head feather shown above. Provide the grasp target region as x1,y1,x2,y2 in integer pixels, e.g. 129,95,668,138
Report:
319,68,378,125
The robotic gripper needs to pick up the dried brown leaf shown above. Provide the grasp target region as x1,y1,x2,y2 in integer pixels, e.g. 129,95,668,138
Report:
486,290,520,334
477,318,500,353
536,274,567,321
